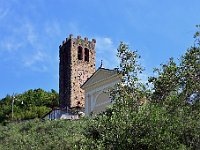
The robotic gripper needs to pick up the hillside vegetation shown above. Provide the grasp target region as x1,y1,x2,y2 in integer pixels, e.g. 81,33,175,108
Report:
0,119,86,150
0,89,59,124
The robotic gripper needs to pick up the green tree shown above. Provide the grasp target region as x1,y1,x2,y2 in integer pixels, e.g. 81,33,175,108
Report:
0,89,59,123
82,27,200,149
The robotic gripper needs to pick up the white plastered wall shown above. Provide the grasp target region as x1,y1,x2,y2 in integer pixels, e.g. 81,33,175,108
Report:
85,79,120,116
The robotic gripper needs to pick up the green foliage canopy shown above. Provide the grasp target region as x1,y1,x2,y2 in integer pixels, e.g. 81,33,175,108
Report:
0,89,59,123
81,28,200,149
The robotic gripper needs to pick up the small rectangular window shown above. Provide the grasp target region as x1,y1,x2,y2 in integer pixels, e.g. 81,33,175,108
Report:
85,48,89,62
78,46,83,60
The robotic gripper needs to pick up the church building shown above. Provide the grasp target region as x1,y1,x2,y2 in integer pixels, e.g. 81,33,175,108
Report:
43,34,121,120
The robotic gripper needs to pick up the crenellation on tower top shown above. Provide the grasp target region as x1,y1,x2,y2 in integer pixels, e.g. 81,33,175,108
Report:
92,39,96,43
84,37,88,42
59,35,96,49
69,34,73,38
77,35,81,39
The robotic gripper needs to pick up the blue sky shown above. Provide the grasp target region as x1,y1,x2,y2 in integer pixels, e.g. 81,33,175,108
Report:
0,0,200,98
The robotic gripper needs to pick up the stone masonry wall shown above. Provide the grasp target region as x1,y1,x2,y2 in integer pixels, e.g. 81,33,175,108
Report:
59,34,96,109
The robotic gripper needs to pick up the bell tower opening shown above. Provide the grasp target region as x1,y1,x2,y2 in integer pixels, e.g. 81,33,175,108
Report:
84,48,89,62
78,46,83,60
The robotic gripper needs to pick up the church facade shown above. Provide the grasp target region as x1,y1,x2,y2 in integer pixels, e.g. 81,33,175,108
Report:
81,68,121,116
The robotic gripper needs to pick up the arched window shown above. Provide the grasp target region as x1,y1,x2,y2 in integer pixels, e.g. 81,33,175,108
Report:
84,48,89,62
78,46,83,60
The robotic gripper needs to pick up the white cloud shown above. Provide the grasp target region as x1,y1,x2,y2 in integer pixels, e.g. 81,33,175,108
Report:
26,24,37,46
23,51,46,66
0,17,56,72
29,65,48,72
0,38,22,52
95,37,119,69
67,22,80,35
45,22,61,38
12,21,38,47
0,8,9,19
23,51,49,72
96,37,113,52
0,21,38,53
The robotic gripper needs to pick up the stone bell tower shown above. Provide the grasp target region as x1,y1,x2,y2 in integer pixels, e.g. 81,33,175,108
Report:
59,34,96,109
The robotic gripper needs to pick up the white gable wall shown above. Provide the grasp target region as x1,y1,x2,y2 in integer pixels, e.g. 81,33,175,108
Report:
83,69,121,116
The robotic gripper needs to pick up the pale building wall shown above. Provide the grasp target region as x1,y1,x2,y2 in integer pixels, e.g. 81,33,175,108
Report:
84,73,120,116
